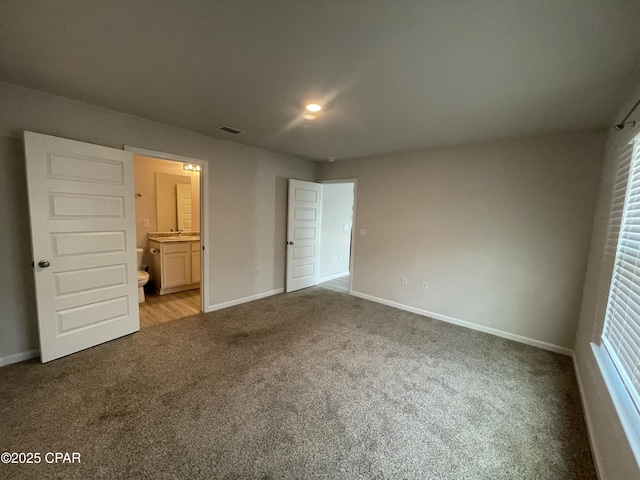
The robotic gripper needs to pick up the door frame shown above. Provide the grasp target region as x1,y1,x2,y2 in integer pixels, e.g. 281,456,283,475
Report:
319,178,357,294
124,145,209,312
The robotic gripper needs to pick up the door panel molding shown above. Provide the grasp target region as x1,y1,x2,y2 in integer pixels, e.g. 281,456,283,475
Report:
25,131,139,362
286,179,322,292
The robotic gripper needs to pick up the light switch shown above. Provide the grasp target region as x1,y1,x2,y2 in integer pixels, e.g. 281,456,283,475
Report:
343,224,350,231
143,219,150,228
360,228,367,236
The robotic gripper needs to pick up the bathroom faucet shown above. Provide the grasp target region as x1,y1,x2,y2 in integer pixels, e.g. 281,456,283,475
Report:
176,229,183,237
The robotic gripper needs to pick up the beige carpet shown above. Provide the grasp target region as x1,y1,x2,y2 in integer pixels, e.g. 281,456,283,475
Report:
0,287,595,479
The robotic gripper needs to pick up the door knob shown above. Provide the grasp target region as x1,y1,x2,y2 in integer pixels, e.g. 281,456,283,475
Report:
287,241,294,245
38,260,50,268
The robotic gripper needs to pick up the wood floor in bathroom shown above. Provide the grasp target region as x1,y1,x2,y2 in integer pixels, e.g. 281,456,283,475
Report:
139,289,201,328
319,274,350,293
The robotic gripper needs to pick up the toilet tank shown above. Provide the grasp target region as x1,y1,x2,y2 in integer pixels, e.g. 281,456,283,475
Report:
136,248,144,270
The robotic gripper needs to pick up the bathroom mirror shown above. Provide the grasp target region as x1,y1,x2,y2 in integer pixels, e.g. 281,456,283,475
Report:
155,172,191,232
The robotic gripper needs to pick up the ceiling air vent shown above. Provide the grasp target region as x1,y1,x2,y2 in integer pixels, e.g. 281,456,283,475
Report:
218,126,245,135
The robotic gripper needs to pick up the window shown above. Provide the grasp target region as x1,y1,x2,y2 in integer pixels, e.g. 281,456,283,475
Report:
603,136,640,411
596,133,640,460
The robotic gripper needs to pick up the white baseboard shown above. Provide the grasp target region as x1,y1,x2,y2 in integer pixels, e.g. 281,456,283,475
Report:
349,290,573,356
572,351,605,480
0,349,39,367
319,272,350,283
206,288,285,313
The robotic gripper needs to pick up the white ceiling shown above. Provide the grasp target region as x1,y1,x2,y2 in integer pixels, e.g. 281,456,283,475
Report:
1,1,639,161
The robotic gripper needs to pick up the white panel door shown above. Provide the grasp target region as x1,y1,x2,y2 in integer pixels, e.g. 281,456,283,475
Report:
286,179,322,292
176,183,193,231
24,131,139,362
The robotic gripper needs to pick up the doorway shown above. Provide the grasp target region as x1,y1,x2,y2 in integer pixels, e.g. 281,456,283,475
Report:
285,178,357,295
319,180,356,293
126,146,209,327
23,132,210,362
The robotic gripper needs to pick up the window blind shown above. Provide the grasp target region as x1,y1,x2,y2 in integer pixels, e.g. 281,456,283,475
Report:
602,137,640,414
596,140,635,325
604,141,634,260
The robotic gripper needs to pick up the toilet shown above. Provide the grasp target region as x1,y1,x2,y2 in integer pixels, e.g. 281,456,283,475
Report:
136,248,150,303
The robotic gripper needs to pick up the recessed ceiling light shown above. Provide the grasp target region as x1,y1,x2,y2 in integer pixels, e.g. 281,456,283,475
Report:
306,104,322,112
303,114,317,120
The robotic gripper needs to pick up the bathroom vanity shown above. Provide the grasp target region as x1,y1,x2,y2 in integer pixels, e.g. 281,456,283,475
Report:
148,236,201,295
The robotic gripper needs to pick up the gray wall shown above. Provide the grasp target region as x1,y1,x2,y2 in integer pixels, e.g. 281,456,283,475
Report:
0,137,39,361
318,132,605,351
0,81,316,363
319,182,354,280
574,80,640,479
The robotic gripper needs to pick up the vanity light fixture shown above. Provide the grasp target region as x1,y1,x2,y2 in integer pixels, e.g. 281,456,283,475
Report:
306,104,322,112
303,114,317,120
183,163,201,172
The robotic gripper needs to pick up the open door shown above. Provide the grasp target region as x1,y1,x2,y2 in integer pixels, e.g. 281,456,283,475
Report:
286,179,322,292
176,183,193,231
24,132,140,362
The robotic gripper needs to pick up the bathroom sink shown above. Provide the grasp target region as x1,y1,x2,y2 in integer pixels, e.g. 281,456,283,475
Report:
149,236,200,243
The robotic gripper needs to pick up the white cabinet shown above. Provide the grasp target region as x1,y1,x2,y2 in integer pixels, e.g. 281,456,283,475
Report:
163,251,190,288
191,242,201,283
149,240,201,295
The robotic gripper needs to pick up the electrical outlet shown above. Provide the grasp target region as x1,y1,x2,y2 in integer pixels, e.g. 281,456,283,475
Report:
401,277,408,286
422,281,429,290
256,268,262,276
143,219,150,228
360,228,367,236
339,253,343,262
